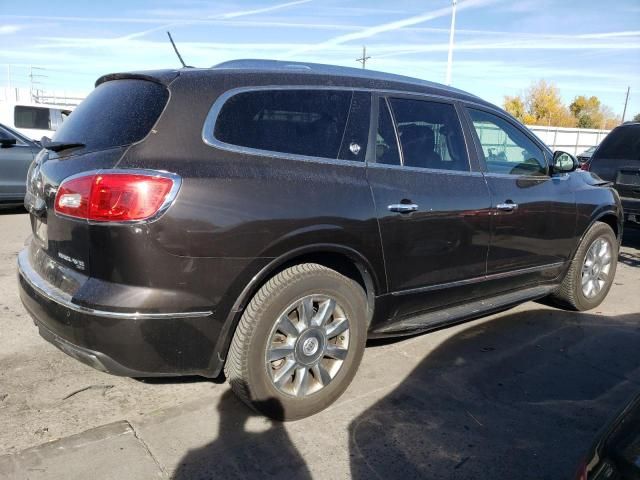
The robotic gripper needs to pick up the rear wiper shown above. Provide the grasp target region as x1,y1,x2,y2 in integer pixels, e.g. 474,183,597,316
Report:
40,137,85,152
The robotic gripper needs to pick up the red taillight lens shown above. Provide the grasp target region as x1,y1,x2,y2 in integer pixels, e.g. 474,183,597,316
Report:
580,162,590,171
55,172,176,222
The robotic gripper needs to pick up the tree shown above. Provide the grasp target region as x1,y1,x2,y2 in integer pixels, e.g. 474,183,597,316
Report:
503,80,620,129
570,95,603,128
633,113,640,122
524,80,575,127
504,95,526,122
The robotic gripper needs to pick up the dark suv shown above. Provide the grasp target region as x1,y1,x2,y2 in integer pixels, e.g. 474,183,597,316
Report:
18,60,623,419
587,122,640,227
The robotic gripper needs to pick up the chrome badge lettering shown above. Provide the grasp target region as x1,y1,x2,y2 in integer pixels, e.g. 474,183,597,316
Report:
58,252,86,271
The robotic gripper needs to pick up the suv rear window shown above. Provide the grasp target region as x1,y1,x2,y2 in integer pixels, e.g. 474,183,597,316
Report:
594,124,640,160
213,89,352,159
53,79,168,153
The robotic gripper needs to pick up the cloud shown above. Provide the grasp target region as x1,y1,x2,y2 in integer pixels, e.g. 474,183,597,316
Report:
216,0,312,19
282,0,498,58
119,0,314,41
0,25,23,35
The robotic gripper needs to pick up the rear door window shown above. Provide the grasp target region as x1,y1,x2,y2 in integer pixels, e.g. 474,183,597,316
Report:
213,89,352,160
53,79,169,153
388,97,469,171
14,106,50,130
594,125,640,160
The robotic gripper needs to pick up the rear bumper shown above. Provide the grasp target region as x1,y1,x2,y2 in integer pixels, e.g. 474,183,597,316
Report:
18,247,222,377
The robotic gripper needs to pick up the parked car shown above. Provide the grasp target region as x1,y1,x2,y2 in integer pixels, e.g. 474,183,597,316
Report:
0,102,73,140
578,145,597,165
575,393,640,480
18,60,623,419
0,123,41,207
588,122,640,227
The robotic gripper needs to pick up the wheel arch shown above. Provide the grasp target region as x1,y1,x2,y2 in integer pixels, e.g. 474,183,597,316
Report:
209,244,381,376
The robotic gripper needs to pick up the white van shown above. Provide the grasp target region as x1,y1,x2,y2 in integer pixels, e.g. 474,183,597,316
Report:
0,102,73,141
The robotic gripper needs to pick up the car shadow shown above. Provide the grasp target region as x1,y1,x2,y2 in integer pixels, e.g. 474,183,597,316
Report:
349,309,640,480
620,227,640,268
172,389,312,479
0,205,27,215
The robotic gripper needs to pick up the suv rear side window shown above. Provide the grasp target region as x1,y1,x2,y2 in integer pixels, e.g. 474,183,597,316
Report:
53,79,169,153
468,108,547,176
14,106,50,130
594,125,640,160
389,97,469,171
213,90,352,160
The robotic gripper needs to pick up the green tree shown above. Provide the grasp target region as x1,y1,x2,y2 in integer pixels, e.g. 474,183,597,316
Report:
633,113,640,122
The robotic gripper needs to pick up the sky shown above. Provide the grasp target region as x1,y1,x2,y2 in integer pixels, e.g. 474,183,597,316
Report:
1,0,639,118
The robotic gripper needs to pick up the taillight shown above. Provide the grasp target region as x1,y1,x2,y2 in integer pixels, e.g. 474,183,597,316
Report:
55,172,178,222
580,162,590,171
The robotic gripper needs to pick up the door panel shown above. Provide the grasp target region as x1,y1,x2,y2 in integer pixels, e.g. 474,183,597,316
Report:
369,96,492,318
465,107,576,288
0,137,35,200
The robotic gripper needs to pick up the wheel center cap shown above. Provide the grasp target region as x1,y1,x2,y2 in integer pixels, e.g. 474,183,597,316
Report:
302,337,319,356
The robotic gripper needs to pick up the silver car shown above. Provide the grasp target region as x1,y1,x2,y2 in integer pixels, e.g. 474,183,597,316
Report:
0,123,40,207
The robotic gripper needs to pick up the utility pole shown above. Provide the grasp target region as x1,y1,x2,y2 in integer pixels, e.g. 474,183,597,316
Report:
446,0,458,86
621,86,630,122
29,66,48,103
356,46,371,69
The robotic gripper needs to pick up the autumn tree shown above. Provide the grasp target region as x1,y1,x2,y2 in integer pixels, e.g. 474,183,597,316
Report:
504,80,620,129
570,95,603,128
524,80,575,127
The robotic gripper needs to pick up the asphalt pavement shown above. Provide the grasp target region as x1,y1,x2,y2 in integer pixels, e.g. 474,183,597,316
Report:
0,207,639,479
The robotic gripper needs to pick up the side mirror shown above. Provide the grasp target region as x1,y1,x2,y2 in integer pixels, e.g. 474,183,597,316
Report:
0,137,17,148
552,151,578,173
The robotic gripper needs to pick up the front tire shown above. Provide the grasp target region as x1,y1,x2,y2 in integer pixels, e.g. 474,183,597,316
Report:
551,221,618,311
224,263,368,420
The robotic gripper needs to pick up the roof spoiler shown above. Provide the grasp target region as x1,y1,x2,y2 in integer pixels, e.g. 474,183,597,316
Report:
95,71,180,88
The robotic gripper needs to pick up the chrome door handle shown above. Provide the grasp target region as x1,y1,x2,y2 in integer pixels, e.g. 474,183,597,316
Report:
388,203,418,213
496,202,518,212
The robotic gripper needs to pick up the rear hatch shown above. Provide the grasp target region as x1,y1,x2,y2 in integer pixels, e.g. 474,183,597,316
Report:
25,74,174,280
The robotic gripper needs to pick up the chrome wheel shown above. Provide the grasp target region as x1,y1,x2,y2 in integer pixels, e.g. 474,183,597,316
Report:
581,236,613,298
266,295,350,398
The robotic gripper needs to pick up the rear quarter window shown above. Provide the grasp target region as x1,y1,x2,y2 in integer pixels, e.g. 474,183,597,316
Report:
53,79,169,153
212,89,353,160
594,125,640,160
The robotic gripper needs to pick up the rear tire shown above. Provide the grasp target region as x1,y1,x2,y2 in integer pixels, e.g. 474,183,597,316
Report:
551,221,618,311
224,263,368,420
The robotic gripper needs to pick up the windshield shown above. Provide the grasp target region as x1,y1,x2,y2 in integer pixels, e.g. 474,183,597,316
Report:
53,79,168,153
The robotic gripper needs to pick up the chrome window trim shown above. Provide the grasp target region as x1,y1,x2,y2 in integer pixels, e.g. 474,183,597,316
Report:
391,261,565,297
366,162,484,177
18,250,212,319
53,168,182,226
201,85,482,166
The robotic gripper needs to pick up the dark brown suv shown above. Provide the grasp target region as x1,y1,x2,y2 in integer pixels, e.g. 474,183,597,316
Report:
18,60,622,419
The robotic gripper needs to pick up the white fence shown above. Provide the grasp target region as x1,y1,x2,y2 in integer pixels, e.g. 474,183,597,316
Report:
528,125,611,156
0,87,84,107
